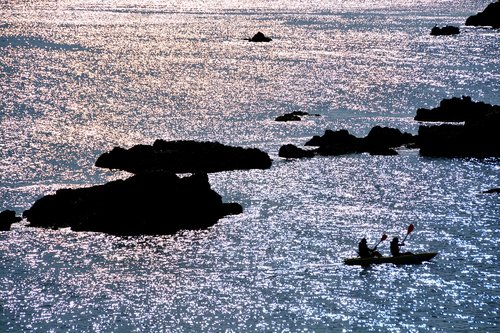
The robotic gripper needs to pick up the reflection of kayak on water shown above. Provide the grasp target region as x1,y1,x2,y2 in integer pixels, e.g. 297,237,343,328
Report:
344,252,438,266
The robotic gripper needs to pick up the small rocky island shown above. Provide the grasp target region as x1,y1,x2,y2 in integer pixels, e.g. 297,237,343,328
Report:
430,25,460,36
247,32,272,42
275,111,320,122
95,140,272,174
22,141,272,235
23,172,242,236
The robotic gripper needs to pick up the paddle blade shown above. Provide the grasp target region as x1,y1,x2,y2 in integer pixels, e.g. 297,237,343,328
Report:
407,224,415,234
381,234,388,241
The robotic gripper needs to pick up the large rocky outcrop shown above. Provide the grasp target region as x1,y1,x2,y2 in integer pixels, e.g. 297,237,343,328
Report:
418,108,500,157
95,140,272,174
465,1,500,29
415,96,499,122
23,172,242,236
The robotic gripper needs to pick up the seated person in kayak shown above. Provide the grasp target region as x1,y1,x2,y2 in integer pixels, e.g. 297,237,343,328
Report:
358,238,382,258
390,237,413,257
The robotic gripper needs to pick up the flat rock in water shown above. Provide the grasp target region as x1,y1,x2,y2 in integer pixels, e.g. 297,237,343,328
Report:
23,172,242,236
95,140,272,174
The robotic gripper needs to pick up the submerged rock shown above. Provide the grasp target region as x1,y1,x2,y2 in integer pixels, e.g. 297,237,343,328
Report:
23,172,242,236
430,25,460,35
247,32,272,42
95,140,272,174
465,1,500,29
0,210,22,231
414,96,500,122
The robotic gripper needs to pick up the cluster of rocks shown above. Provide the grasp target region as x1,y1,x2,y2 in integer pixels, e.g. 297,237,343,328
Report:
279,96,500,159
12,141,272,235
465,1,500,29
4,97,499,233
279,126,416,158
275,111,321,122
430,1,499,36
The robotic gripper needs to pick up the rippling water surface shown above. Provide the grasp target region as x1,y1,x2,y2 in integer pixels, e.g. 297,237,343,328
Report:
1,0,499,332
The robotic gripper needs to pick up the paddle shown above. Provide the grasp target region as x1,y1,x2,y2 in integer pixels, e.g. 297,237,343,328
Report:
373,234,388,249
401,223,414,244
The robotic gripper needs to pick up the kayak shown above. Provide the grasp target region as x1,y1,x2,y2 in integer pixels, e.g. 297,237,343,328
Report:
344,252,438,266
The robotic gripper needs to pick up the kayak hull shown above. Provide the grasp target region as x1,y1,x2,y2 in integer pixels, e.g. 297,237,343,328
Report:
344,252,438,266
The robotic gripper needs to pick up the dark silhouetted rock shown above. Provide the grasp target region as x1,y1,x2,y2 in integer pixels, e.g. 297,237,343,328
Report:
289,111,310,116
430,25,460,35
247,32,272,42
275,114,301,122
465,1,500,29
95,140,272,174
279,144,316,158
483,188,500,194
418,108,500,157
275,111,320,121
305,129,358,147
369,148,398,156
415,96,500,122
362,126,416,150
23,172,242,236
304,127,415,156
0,210,22,231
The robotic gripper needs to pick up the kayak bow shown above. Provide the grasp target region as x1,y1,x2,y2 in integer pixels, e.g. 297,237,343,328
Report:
344,252,438,266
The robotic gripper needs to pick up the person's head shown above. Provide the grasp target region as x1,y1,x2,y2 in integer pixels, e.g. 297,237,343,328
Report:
392,237,398,242
361,238,367,243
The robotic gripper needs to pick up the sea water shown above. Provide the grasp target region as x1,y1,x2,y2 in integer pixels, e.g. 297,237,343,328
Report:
0,0,499,332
